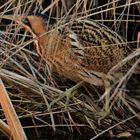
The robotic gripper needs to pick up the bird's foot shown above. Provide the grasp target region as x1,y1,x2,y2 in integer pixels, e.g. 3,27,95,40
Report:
48,81,84,111
96,110,110,125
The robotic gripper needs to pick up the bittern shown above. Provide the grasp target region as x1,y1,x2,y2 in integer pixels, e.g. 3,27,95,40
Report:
1,14,132,118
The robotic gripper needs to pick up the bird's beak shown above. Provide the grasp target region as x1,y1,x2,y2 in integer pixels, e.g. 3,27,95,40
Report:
0,14,37,38
0,15,27,23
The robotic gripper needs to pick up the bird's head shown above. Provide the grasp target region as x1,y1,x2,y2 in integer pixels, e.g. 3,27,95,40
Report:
1,13,55,36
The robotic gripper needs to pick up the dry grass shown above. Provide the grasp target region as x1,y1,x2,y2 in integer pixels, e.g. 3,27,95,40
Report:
0,0,140,139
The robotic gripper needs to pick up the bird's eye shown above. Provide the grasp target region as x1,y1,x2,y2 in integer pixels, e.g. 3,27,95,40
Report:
22,18,32,28
22,18,29,24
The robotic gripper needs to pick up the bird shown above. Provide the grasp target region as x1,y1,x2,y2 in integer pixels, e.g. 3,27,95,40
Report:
1,13,130,85
0,14,132,117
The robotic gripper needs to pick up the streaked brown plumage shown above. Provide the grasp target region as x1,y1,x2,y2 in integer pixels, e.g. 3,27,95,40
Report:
1,14,131,86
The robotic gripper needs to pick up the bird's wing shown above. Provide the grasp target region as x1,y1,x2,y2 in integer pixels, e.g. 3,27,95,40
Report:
62,19,128,73
63,19,127,55
68,19,125,46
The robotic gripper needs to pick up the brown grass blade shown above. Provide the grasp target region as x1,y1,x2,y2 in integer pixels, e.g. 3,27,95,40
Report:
0,79,27,140
0,119,11,138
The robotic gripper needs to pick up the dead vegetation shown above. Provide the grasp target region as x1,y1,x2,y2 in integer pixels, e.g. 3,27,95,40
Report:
0,0,140,139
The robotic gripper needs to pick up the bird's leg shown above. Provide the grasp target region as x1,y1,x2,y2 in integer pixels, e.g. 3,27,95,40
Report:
48,81,85,111
98,72,124,124
97,75,113,124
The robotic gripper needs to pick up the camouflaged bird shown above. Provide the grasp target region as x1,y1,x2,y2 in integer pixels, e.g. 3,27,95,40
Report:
1,14,130,86
22,14,131,86
1,13,135,118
